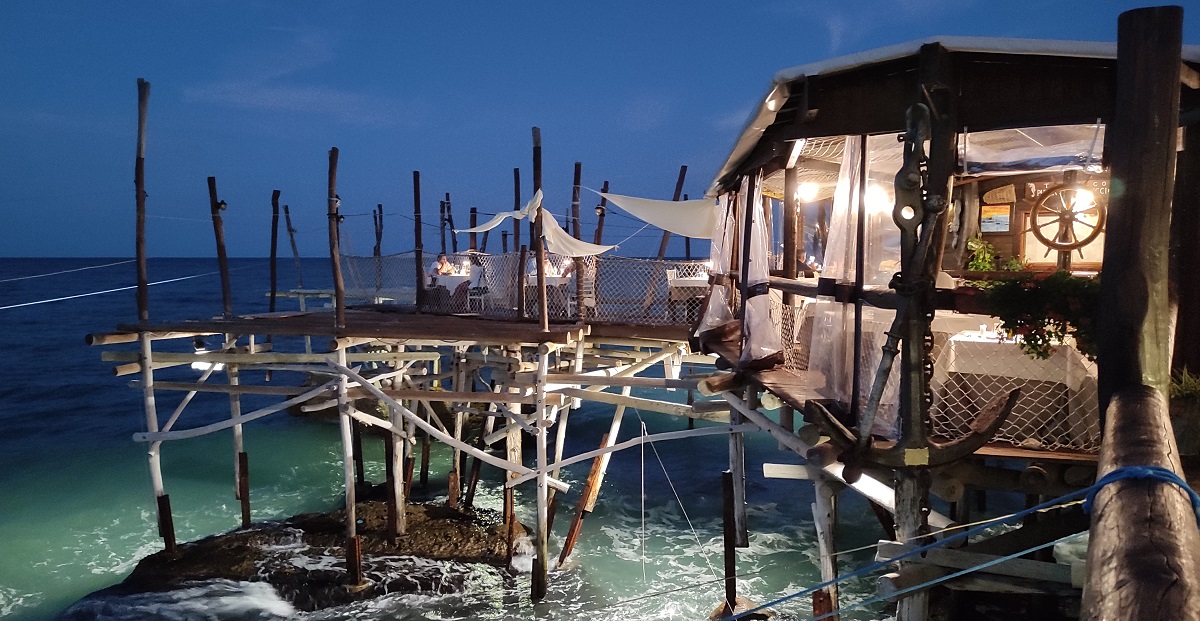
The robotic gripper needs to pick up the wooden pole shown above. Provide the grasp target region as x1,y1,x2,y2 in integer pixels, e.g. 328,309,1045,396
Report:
207,177,233,318
413,171,425,312
783,167,799,305
1084,8,1199,621
439,200,448,254
237,450,251,527
513,167,522,250
326,148,346,329
446,193,458,253
385,432,398,545
532,344,551,600
135,78,150,322
594,180,609,245
282,204,304,288
502,230,509,253
505,345,523,565
373,203,384,292
141,332,175,552
812,474,840,620
269,190,281,313
721,470,738,617
559,432,608,565
729,389,749,547
533,127,549,331
572,162,585,319
469,208,478,251
684,193,692,260
336,348,363,585
1172,119,1200,374
517,245,528,318
656,165,688,260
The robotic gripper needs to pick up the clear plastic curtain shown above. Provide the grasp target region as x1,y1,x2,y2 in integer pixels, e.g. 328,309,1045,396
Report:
696,194,734,336
740,173,783,365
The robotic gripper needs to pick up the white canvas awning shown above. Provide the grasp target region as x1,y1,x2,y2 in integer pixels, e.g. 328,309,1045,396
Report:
454,189,542,234
599,192,717,239
542,207,616,257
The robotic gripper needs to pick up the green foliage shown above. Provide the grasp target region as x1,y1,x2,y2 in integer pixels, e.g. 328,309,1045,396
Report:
965,236,996,271
982,271,1100,360
1172,367,1200,403
999,255,1030,272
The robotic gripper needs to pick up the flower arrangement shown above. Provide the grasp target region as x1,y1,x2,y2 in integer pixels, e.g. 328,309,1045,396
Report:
981,270,1100,360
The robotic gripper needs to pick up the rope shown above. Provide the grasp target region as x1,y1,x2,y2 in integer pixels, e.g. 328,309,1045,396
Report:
1084,465,1200,520
612,223,652,247
0,266,255,311
640,420,648,583
807,532,1084,621
634,408,720,580
0,259,134,283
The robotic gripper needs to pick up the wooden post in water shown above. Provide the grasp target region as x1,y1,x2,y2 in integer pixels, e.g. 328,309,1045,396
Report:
373,203,384,292
135,78,150,322
237,450,251,527
504,345,524,565
327,148,346,329
413,171,426,312
531,343,551,600
336,347,363,585
533,127,549,331
721,470,738,617
207,177,233,318
729,389,749,546
1084,7,1200,621
594,180,609,245
513,167,522,250
283,205,304,288
269,191,281,313
811,472,840,619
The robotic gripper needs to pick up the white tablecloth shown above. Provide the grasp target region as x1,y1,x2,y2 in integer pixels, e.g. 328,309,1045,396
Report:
431,273,471,290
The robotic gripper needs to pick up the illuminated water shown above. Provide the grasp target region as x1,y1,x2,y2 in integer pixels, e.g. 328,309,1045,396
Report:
0,257,888,620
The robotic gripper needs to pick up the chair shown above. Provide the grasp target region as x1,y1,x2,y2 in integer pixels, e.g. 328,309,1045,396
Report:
467,266,487,313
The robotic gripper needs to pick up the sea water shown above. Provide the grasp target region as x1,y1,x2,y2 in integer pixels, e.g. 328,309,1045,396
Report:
0,257,888,620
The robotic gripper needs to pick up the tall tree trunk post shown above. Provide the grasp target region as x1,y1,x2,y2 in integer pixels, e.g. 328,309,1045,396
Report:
593,180,609,245
135,78,150,322
327,148,345,329
207,176,233,318
413,171,425,312
513,167,522,250
533,127,549,331
283,204,304,288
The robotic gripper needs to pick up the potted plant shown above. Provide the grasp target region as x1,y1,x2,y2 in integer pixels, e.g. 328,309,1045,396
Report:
979,270,1101,360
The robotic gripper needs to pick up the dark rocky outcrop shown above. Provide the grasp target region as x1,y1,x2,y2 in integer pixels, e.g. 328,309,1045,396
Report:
118,500,525,611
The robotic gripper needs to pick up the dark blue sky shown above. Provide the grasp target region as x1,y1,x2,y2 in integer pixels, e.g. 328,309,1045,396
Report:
3,1,1196,258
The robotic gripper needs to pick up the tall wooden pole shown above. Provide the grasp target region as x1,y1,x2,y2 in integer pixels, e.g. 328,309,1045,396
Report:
327,148,345,329
446,192,458,253
684,194,692,260
533,127,549,331
207,177,233,318
269,190,281,313
571,162,585,319
502,230,509,253
373,203,384,292
282,205,304,288
1172,116,1200,374
1084,12,1198,619
469,208,478,251
513,167,522,250
783,167,799,305
413,171,425,311
135,78,150,322
439,200,448,254
593,180,609,245
656,165,688,259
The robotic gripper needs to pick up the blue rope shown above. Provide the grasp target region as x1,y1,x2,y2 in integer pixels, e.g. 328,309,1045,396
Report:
726,463,1200,621
1083,465,1200,520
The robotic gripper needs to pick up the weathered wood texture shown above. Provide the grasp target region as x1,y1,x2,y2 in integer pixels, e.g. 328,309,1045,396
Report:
207,177,233,318
1096,5,1182,414
135,78,150,322
1172,122,1200,374
1082,386,1200,620
413,171,425,311
327,148,346,328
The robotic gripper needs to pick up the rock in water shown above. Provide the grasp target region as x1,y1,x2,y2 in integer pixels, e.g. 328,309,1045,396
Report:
117,501,525,611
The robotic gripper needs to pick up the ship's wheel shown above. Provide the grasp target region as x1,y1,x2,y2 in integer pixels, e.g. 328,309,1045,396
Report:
1029,184,1106,253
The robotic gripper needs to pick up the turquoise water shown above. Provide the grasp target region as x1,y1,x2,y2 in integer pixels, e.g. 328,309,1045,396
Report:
0,257,888,620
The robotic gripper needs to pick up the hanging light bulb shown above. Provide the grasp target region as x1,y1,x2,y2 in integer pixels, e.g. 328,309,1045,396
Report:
797,181,820,203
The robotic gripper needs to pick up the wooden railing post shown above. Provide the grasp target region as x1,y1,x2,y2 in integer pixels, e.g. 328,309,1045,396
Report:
1084,7,1200,621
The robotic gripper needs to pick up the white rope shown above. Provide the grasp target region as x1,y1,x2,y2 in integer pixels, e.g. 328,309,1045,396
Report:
635,408,720,580
0,263,259,311
612,222,652,247
641,419,648,583
0,259,134,283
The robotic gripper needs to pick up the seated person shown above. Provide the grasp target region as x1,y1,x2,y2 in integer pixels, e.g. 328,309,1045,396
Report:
429,253,454,284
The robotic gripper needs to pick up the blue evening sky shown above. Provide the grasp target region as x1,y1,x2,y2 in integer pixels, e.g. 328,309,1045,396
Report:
2,1,1196,258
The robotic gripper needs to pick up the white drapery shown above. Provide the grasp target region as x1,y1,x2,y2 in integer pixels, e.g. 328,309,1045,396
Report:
696,194,734,337
541,207,617,257
453,189,543,234
599,192,717,239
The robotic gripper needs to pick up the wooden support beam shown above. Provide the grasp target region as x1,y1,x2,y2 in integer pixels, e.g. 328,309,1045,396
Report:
327,148,345,329
877,540,1074,584
554,388,694,418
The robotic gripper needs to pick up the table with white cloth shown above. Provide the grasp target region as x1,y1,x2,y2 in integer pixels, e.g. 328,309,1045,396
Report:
426,271,474,312
667,276,708,322
929,332,1100,452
